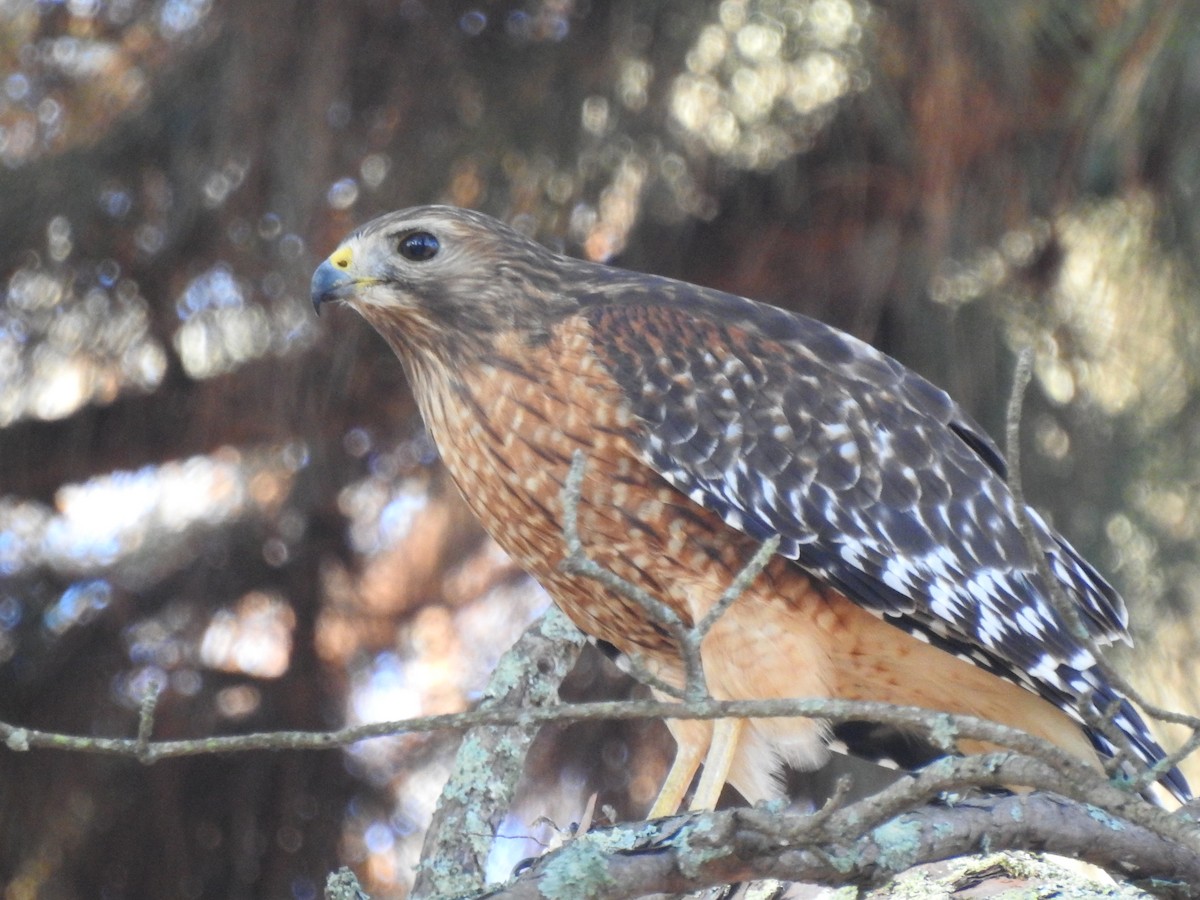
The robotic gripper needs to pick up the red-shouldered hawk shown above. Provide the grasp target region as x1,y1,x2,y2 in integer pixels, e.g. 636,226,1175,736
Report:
311,206,1189,812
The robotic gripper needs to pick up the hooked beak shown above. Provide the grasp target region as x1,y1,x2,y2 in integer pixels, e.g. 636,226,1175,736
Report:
310,246,358,314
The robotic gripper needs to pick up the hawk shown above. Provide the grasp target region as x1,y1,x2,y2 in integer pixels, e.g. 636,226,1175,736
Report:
311,205,1189,812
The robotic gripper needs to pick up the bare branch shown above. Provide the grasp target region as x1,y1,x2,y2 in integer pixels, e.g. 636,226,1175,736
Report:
558,449,782,705
603,646,687,700
694,535,781,647
13,649,1197,877
0,695,1064,759
1004,344,1200,789
558,450,706,697
6,695,1169,823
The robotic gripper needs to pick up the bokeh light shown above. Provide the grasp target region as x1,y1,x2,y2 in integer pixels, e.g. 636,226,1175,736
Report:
668,0,866,169
1,261,165,424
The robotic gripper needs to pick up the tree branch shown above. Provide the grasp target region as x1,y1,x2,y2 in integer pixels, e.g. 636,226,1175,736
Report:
476,776,1200,900
558,450,705,698
411,607,586,900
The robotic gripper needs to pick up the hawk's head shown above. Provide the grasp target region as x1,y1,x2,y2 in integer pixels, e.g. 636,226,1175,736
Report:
311,205,577,362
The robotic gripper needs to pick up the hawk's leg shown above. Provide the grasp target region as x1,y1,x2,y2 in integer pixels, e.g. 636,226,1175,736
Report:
690,717,744,811
647,721,706,818
647,716,747,817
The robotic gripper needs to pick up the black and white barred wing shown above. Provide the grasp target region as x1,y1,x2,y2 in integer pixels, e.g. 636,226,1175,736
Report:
586,290,1187,802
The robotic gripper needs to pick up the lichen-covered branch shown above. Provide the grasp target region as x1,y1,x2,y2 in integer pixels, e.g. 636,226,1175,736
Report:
411,607,586,900
474,781,1200,900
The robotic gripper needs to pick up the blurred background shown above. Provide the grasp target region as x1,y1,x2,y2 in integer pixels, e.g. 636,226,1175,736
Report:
1,0,1199,897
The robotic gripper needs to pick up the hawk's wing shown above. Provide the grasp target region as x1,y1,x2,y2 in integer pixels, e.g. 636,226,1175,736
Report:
582,289,1185,799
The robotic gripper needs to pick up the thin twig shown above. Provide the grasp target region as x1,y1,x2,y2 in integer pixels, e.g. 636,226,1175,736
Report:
695,535,782,640
558,449,784,704
598,642,686,700
804,773,854,831
8,691,1192,841
135,678,162,764
1004,345,1200,792
0,697,1098,771
558,450,706,696
678,533,781,702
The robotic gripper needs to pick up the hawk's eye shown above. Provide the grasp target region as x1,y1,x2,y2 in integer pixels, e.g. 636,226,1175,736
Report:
397,231,440,261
